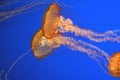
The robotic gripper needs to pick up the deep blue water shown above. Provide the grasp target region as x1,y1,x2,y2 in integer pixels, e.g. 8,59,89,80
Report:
0,0,120,80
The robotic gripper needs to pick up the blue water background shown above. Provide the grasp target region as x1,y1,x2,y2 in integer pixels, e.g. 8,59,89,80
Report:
0,0,120,80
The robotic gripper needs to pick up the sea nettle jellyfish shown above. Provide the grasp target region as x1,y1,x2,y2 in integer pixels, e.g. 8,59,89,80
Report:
1,2,120,80
31,3,61,59
108,52,120,78
31,3,120,78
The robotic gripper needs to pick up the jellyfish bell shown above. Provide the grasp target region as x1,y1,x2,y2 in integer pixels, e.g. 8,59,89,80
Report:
31,30,61,59
31,36,54,59
42,3,61,39
108,52,120,78
31,30,59,59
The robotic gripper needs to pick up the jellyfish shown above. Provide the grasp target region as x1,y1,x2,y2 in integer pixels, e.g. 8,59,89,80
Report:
108,52,120,78
31,3,61,59
31,3,120,78
1,2,120,80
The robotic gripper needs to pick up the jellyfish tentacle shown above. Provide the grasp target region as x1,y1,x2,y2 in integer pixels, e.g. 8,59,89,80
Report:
52,36,110,72
0,0,17,8
0,1,38,21
0,0,53,22
0,70,7,80
58,36,110,60
94,58,111,75
58,16,120,43
52,35,109,61
0,49,31,80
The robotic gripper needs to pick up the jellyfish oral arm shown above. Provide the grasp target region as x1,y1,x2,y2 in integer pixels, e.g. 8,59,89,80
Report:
56,36,110,60
57,16,120,43
51,35,110,75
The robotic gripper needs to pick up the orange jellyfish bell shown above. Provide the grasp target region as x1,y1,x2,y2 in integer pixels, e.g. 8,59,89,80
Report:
108,52,120,78
31,3,61,59
42,3,61,39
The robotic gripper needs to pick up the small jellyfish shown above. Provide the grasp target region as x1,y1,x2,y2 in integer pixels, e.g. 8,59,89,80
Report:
108,52,120,78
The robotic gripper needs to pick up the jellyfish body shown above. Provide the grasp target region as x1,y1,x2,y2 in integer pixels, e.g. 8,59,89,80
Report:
108,52,120,78
31,3,61,59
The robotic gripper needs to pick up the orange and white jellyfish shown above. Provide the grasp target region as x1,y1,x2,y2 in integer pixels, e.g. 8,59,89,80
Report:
1,2,120,80
31,3,61,59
